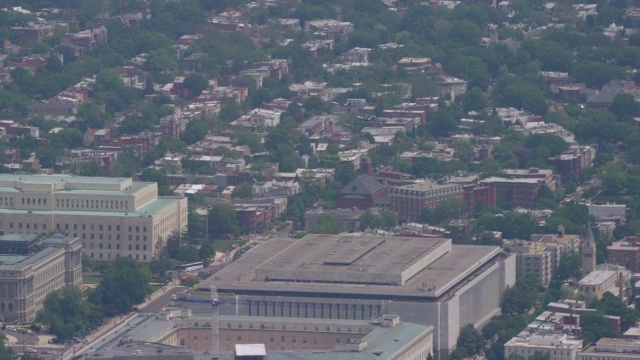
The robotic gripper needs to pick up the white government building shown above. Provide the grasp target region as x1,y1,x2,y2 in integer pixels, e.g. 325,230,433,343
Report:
0,174,187,261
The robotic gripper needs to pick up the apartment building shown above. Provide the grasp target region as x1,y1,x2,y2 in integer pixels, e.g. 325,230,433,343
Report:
503,168,556,190
502,239,552,287
480,177,541,209
0,233,82,322
607,236,640,273
389,181,464,222
0,175,187,262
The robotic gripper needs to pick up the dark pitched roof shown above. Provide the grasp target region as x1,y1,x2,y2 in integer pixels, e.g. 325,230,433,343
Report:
585,91,624,105
339,174,384,196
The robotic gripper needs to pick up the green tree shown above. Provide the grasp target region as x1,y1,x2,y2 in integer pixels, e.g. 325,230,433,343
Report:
184,73,209,98
501,275,539,315
79,160,104,176
96,257,152,316
232,184,253,199
454,324,484,359
140,168,173,195
35,286,104,340
610,94,640,122
208,203,242,238
310,214,341,234
182,119,208,144
360,210,381,231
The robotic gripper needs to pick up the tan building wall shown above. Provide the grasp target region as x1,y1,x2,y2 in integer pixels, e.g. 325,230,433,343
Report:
0,235,82,322
0,175,188,261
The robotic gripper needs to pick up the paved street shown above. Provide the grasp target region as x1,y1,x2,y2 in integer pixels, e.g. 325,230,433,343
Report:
138,286,186,313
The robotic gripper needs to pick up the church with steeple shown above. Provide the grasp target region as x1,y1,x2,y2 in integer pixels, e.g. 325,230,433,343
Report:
582,222,597,277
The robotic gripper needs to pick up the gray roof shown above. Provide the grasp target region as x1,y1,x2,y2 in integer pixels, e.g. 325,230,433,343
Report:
585,91,624,105
339,174,384,196
587,204,626,220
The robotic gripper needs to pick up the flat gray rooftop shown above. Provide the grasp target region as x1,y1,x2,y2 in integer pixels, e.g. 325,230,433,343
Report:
255,235,451,285
202,234,502,299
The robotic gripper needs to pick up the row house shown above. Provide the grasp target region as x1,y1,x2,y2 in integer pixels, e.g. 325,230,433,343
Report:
302,40,334,58
549,145,597,177
59,150,118,174
11,21,68,42
304,19,354,37
62,26,108,50
396,58,443,76
84,128,111,144
229,108,282,132
0,120,39,139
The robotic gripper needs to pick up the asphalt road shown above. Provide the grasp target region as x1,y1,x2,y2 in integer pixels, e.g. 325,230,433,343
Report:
138,286,186,313
1,329,39,347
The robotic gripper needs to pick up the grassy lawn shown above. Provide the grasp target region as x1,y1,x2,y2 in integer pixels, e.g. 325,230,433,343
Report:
83,274,103,285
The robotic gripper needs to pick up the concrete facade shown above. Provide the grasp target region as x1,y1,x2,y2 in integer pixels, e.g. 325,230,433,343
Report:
201,234,516,359
389,182,464,222
0,233,82,322
0,175,188,261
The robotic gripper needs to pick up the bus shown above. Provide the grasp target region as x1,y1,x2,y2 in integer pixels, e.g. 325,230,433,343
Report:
178,262,204,272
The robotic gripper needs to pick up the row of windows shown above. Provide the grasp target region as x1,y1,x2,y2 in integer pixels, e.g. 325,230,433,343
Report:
88,243,147,251
55,198,129,210
6,223,148,233
90,253,147,261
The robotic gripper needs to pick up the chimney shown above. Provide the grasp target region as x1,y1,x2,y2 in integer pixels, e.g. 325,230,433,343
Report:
360,156,372,176
619,272,625,303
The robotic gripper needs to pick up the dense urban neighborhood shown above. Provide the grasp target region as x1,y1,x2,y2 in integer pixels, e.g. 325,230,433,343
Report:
2,1,640,360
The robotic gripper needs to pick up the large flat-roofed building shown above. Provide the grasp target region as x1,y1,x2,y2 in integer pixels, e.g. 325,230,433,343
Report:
0,175,188,262
578,338,640,360
200,234,515,358
0,233,82,322
389,181,464,222
88,310,433,360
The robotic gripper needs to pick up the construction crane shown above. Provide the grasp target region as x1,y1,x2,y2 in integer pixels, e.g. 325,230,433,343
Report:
210,285,220,353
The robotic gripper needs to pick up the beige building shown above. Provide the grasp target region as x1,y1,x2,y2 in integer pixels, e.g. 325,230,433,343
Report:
578,338,640,360
577,264,630,302
505,333,583,360
0,233,82,322
503,240,552,287
0,175,188,262
389,181,464,222
530,227,581,273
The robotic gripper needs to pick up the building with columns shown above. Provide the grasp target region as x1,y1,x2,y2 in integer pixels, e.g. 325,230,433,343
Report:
0,174,188,262
0,233,82,322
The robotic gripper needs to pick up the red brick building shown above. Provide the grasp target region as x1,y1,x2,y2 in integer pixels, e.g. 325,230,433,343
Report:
607,237,640,273
337,174,386,210
480,177,541,209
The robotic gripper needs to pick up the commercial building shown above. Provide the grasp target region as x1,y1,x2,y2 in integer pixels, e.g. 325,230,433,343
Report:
607,236,640,273
200,233,515,358
0,233,82,322
389,181,464,222
0,175,188,262
578,338,640,360
89,310,433,360
305,207,366,233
